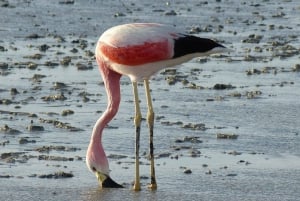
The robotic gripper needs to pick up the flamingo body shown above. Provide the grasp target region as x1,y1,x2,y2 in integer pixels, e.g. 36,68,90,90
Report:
86,23,229,189
96,23,226,81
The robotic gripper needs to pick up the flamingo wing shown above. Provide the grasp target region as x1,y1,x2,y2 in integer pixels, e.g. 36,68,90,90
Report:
97,23,181,66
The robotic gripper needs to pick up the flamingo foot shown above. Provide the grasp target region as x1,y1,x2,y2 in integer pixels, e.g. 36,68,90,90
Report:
148,183,157,190
133,183,141,191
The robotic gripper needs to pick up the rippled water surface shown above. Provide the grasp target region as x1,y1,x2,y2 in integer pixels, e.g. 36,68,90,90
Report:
0,0,299,200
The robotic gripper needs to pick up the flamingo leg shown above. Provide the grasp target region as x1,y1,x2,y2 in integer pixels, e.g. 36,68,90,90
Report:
132,81,142,191
144,79,157,190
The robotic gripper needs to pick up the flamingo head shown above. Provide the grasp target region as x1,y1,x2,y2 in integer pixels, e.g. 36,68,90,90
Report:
86,141,123,188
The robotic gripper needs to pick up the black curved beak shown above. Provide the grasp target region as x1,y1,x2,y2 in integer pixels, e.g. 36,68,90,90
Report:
96,171,123,188
102,176,124,188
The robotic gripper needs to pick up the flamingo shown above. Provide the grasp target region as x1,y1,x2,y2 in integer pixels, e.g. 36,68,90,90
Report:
86,23,230,191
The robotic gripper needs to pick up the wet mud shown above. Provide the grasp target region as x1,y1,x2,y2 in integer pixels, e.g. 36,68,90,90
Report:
0,0,300,201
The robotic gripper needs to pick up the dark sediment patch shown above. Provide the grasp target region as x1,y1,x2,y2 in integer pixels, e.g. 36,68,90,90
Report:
155,152,172,159
52,82,68,90
226,150,242,156
292,64,300,72
0,98,13,105
227,90,262,99
36,171,74,179
181,123,207,131
0,109,37,117
0,175,13,178
217,133,239,139
29,74,47,82
107,154,128,159
27,124,44,132
0,152,27,163
0,140,10,146
61,109,74,116
41,93,67,101
19,137,36,144
60,56,72,66
0,124,21,134
175,136,202,143
39,117,83,131
76,62,93,71
34,145,81,153
37,155,74,161
183,169,192,174
23,53,44,60
213,83,235,90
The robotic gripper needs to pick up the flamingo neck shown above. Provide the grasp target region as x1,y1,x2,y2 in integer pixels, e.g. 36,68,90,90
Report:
91,59,122,144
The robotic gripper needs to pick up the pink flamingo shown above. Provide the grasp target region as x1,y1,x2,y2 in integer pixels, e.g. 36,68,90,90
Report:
86,23,229,191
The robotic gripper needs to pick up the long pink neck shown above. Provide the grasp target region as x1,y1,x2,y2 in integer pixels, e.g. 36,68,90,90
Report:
91,59,122,144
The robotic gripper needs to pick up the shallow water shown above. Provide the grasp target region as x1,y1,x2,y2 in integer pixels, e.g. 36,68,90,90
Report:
1,0,300,200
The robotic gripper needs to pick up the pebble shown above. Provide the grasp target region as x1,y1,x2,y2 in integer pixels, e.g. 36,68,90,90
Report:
19,137,36,144
59,0,74,4
226,173,238,177
41,93,67,101
217,133,238,139
45,61,59,67
165,10,177,16
175,136,202,143
0,99,13,105
242,34,263,43
61,109,74,116
188,148,201,157
39,44,50,52
183,169,192,174
0,140,10,146
0,175,12,178
156,152,171,158
60,56,72,66
246,90,262,99
246,66,278,75
70,48,78,53
292,64,300,72
114,12,126,17
27,124,44,132
0,124,21,134
76,62,93,70
213,83,235,90
27,62,38,70
187,82,204,90
10,88,19,95
0,62,9,70
1,152,25,163
227,151,242,156
30,74,46,81
0,46,6,51
182,123,207,131
26,33,42,39
202,164,208,168
24,53,43,60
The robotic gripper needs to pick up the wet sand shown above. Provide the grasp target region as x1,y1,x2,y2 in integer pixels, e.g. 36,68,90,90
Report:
1,0,300,200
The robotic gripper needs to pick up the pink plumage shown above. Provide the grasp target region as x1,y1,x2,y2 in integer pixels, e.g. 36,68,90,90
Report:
86,23,229,190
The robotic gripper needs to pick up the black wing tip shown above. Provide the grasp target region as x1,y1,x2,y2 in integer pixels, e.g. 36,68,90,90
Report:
173,35,227,58
102,176,124,188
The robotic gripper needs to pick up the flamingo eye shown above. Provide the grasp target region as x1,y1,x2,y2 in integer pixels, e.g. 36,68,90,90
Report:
92,167,96,172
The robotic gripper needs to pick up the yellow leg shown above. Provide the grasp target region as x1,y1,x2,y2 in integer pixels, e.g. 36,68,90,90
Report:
132,82,141,191
144,80,157,190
